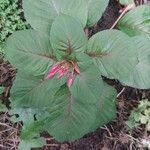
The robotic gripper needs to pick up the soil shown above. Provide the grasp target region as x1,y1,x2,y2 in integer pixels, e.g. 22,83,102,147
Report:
0,0,150,150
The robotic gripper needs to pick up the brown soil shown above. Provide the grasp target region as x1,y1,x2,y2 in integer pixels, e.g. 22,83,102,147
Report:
0,0,150,150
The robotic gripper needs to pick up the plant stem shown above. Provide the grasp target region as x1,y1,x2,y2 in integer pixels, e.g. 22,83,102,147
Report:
110,4,135,29
85,28,89,38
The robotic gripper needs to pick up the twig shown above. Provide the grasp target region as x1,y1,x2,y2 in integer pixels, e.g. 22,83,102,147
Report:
110,4,135,29
5,86,11,97
117,87,126,98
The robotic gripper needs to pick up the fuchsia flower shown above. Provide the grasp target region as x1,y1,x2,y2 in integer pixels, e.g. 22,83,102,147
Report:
57,66,68,79
45,63,61,80
71,61,81,75
67,73,75,87
45,61,80,87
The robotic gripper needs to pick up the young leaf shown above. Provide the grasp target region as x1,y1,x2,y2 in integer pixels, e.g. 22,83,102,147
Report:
87,29,138,80
86,0,109,27
50,15,87,59
119,5,150,36
120,35,150,89
6,30,54,76
23,0,88,34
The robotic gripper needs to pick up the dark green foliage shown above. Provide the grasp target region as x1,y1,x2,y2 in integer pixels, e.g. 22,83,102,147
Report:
0,0,30,53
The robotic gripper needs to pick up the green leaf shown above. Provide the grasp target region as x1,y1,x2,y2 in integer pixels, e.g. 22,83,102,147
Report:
21,113,49,140
91,82,117,130
46,82,116,141
119,0,134,5
119,5,150,37
144,109,150,116
10,73,66,109
23,0,88,34
48,85,98,141
139,99,150,109
50,15,87,59
10,108,38,125
126,119,140,129
18,137,45,150
0,101,7,112
86,0,109,27
69,61,104,104
140,115,148,124
6,30,54,76
133,112,142,122
0,87,5,94
121,35,150,89
87,29,137,80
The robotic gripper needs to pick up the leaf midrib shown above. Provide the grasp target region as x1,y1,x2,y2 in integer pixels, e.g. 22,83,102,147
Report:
17,48,56,61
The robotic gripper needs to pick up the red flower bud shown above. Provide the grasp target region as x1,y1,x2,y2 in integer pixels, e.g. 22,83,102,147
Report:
67,74,75,87
71,62,80,75
51,63,61,72
45,71,56,80
45,63,60,80
57,67,68,79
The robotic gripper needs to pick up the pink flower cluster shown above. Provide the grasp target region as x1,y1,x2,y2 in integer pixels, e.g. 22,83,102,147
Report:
45,61,80,87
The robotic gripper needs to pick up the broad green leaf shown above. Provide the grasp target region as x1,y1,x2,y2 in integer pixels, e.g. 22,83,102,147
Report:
50,15,87,59
86,0,109,27
10,73,66,109
87,29,137,80
119,0,134,5
69,61,104,104
121,35,150,89
6,30,54,76
119,5,150,36
47,85,98,141
18,137,45,150
20,110,50,140
45,84,116,142
23,0,88,34
91,82,117,130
